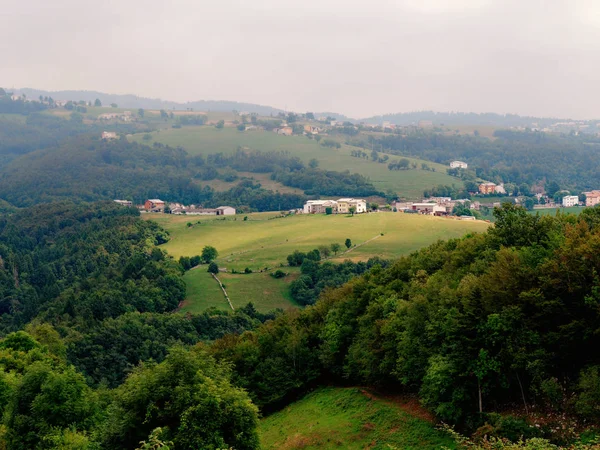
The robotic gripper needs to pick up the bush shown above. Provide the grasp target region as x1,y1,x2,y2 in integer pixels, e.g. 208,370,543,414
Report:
207,262,219,274
271,270,286,279
244,267,252,274
576,366,600,419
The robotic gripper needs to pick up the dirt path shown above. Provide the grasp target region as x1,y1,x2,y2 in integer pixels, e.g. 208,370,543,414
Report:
341,234,382,255
211,273,234,311
359,388,436,423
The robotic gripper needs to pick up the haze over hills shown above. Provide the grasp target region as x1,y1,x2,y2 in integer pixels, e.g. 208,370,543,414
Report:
12,87,584,127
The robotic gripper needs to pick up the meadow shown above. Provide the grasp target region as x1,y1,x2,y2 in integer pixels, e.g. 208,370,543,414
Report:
148,211,489,312
129,125,460,199
529,206,584,216
258,387,456,449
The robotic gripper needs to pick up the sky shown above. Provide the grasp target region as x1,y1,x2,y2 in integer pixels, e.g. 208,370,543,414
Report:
2,0,600,119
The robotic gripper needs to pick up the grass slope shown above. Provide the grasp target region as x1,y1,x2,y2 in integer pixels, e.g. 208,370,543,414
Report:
149,212,490,270
129,126,459,198
259,387,455,450
150,212,489,313
180,269,300,313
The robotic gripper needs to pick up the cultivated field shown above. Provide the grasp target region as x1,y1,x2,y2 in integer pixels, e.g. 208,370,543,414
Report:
129,126,460,199
148,212,489,312
259,387,456,449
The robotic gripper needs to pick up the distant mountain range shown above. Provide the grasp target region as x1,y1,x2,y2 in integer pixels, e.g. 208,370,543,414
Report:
11,87,586,127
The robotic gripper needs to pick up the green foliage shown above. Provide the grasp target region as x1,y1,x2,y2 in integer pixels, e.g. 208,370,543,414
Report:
202,245,219,263
208,261,219,274
345,238,352,248
101,346,259,450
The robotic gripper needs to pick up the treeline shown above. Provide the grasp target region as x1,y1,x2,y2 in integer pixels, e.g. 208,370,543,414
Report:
290,257,390,305
364,131,600,190
271,167,382,197
211,205,600,440
0,135,306,211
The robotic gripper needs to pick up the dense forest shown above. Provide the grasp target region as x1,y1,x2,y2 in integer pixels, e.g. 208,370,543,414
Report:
363,130,600,190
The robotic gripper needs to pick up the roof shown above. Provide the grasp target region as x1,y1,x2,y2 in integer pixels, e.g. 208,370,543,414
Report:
147,199,164,203
216,206,234,210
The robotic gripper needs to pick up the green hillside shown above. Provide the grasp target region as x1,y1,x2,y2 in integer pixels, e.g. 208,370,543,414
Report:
148,212,489,313
259,387,455,450
130,126,460,198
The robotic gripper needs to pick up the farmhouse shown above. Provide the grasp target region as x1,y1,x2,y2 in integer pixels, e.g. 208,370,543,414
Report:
276,126,293,136
101,131,118,140
144,199,165,211
479,182,497,194
303,198,367,214
562,195,579,207
584,190,600,207
216,206,236,216
303,200,338,214
450,161,468,169
113,199,132,207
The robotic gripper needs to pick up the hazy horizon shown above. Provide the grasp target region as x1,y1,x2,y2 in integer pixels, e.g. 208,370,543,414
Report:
4,0,600,119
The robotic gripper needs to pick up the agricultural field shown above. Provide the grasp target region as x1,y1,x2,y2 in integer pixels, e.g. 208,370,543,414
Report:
129,125,460,199
259,387,456,450
148,211,489,312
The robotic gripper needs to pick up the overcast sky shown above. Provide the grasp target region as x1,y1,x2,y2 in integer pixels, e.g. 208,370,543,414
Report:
3,0,600,118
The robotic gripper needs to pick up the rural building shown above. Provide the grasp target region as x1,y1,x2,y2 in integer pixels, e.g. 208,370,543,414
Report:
495,184,507,194
562,195,579,207
584,190,600,207
113,199,132,207
450,161,468,169
276,126,293,136
411,203,438,214
303,200,338,214
303,198,367,214
145,199,165,211
336,198,366,214
479,182,497,194
216,206,236,216
101,131,118,140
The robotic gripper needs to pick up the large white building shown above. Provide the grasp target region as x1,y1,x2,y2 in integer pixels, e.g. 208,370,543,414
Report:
449,161,468,169
562,195,579,207
303,198,367,214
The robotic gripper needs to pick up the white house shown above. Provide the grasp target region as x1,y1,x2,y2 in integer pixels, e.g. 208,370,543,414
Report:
450,161,468,169
562,195,579,207
113,199,132,207
216,206,236,216
101,131,118,140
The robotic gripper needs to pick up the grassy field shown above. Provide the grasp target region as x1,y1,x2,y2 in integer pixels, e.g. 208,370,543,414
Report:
180,269,300,313
149,212,490,270
150,211,489,312
129,126,460,199
259,387,456,449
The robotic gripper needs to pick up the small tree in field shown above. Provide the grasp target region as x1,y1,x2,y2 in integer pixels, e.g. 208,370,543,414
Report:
349,206,356,216
201,246,218,263
207,262,219,274
345,238,352,249
331,243,341,255
318,245,331,258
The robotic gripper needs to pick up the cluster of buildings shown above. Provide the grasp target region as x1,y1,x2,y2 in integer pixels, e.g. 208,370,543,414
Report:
303,198,367,214
98,111,135,122
114,199,236,216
